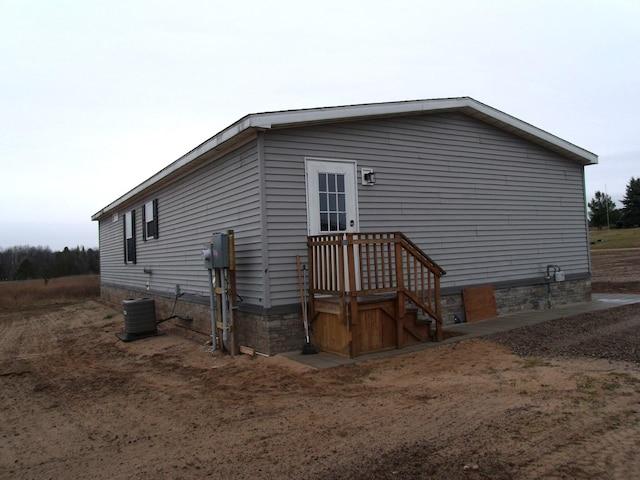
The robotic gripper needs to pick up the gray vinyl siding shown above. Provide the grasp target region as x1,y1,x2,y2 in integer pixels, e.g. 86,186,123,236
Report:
261,135,309,305
263,112,590,306
98,111,591,312
99,141,265,306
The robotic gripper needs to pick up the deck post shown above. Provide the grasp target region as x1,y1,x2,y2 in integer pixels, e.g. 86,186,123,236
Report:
307,239,316,323
394,237,405,348
346,233,359,356
434,276,443,341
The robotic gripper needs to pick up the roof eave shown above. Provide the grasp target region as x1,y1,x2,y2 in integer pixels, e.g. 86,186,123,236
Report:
92,97,597,221
91,122,258,221
459,99,598,166
258,97,599,165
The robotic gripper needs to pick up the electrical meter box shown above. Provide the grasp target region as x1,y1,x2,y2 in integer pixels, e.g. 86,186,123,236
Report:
210,233,230,269
202,248,213,269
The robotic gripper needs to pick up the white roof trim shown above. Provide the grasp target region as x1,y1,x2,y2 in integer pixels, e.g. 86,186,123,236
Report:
92,97,597,220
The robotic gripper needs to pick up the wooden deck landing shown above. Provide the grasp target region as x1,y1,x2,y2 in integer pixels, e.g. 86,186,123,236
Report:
311,295,432,358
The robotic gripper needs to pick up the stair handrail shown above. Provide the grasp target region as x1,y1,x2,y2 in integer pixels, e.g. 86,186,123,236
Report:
394,234,444,340
397,232,446,276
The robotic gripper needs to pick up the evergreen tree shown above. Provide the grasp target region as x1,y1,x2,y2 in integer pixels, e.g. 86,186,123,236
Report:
86,248,100,274
619,177,640,228
16,258,35,280
588,191,619,229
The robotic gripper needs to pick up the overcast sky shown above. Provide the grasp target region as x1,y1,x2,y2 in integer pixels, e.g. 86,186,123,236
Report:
1,0,638,251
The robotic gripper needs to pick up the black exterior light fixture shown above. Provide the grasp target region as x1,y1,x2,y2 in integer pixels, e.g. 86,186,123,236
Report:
362,168,376,185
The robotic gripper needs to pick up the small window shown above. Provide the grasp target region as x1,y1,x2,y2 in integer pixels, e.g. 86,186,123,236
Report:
124,210,136,264
142,199,159,241
318,173,347,232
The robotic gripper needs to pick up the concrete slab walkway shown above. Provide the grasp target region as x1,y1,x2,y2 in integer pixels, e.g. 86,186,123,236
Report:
280,293,640,369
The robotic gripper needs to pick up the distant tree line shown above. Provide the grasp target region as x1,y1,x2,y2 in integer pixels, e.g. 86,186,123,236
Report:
589,177,640,229
0,246,99,281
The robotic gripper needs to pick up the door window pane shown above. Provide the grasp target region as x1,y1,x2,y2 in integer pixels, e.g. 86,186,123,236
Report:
320,192,328,211
320,213,329,231
319,173,327,192
318,172,347,232
338,213,346,231
328,174,336,192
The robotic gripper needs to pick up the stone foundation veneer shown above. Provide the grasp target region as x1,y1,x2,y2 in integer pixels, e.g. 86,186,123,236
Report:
439,278,591,325
101,278,590,355
100,285,305,356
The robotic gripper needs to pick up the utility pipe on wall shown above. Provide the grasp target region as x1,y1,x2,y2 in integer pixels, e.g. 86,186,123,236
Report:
208,267,218,350
220,269,230,351
545,264,563,309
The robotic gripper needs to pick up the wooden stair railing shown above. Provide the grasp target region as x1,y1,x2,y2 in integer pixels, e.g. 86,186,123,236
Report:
396,233,446,341
307,232,446,342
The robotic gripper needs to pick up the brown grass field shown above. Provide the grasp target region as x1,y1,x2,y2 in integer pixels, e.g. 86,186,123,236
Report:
0,275,100,310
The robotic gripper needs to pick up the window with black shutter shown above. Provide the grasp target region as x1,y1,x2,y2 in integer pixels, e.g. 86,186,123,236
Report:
124,210,136,264
143,199,158,241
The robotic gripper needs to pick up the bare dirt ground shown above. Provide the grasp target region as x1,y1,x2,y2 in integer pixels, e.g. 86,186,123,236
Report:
591,249,640,294
1,252,640,480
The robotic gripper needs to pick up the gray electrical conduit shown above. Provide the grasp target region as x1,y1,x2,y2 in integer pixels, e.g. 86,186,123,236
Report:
157,290,193,324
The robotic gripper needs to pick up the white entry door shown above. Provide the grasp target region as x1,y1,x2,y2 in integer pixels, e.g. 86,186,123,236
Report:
305,159,360,292
305,159,359,236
